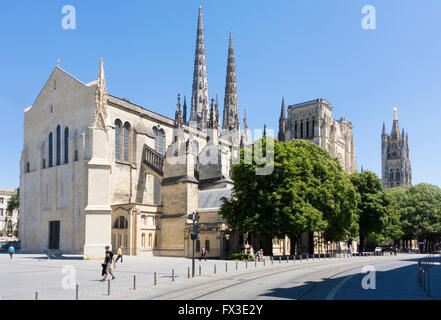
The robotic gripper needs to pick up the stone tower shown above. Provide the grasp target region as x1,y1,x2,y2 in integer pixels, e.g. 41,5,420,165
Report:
190,6,210,131
222,32,240,144
381,108,412,189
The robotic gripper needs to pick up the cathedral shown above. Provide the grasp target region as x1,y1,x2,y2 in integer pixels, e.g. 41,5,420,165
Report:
278,97,357,174
19,7,245,259
19,7,359,259
381,108,412,189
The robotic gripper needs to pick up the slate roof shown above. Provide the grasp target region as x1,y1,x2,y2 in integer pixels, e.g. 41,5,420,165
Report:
198,188,232,210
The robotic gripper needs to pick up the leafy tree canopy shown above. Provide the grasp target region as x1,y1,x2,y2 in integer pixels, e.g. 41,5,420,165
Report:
220,138,359,243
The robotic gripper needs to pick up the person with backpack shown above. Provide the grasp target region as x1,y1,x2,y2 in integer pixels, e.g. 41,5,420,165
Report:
101,245,115,281
8,245,15,259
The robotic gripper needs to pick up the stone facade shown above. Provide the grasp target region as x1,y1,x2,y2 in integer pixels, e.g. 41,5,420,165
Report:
278,98,357,174
19,7,244,259
381,108,412,189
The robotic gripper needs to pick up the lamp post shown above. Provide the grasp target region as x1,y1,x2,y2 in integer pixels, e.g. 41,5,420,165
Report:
188,213,200,278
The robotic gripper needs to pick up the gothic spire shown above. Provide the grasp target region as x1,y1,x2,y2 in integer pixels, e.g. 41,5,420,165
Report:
215,95,220,129
243,109,248,130
183,95,187,124
391,107,401,140
94,57,108,130
190,6,209,130
278,97,286,141
209,98,215,129
222,31,239,132
174,93,183,127
382,122,386,136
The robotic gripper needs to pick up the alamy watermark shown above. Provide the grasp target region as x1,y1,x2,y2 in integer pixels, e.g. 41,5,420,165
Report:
61,5,76,30
361,5,376,30
361,265,376,290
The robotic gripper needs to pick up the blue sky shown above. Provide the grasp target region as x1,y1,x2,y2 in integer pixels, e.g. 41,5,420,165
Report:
1,0,440,189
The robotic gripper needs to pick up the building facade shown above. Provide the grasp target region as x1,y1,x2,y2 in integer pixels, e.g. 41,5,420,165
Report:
0,189,19,240
278,98,357,174
381,108,412,189
19,7,361,259
19,7,247,259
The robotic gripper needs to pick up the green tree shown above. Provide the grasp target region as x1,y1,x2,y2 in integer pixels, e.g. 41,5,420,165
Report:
220,138,359,254
350,171,402,251
5,188,19,238
387,184,441,252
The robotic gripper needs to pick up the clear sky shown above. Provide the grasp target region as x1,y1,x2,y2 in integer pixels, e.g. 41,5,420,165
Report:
1,0,440,189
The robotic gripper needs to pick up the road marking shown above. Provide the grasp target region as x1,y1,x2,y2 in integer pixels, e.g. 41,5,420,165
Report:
326,273,356,300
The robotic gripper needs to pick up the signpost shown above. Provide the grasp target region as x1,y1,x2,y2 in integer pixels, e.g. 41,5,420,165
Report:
188,213,200,278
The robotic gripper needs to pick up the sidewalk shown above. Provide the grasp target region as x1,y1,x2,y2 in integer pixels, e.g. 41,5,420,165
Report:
0,252,424,300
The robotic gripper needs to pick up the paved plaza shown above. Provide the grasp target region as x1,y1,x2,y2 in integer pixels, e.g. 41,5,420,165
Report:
0,252,438,300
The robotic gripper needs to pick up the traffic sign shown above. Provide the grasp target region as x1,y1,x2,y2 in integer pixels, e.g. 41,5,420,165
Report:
188,213,200,221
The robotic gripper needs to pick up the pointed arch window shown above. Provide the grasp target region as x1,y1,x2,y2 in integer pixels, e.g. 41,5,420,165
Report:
114,120,122,161
294,121,298,139
64,127,69,164
300,121,304,139
153,127,159,152
390,170,394,180
48,132,53,168
56,125,61,165
158,129,165,155
306,118,310,138
123,122,131,162
396,169,400,180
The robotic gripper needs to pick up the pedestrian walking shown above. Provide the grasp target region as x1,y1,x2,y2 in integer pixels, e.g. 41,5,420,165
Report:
115,246,123,263
258,249,264,262
101,245,115,281
8,245,15,259
348,246,352,257
199,247,206,261
248,247,254,261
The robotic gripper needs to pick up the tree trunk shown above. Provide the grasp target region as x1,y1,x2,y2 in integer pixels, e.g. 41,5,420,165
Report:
289,235,297,256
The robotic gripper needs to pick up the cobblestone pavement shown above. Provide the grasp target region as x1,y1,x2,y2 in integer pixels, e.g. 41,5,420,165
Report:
0,252,424,300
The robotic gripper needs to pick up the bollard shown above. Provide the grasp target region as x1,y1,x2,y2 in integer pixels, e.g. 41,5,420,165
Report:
264,258,266,266
236,261,238,270
300,254,303,262
287,256,289,263
199,265,201,276
76,284,79,300
35,290,39,300
226,262,228,272
188,267,190,279
312,254,314,261
271,257,273,265
133,275,136,290
279,256,281,264
107,279,111,295
154,272,157,285
172,269,175,282
214,264,217,274
306,254,308,262
255,259,257,268
428,267,430,296
246,259,248,268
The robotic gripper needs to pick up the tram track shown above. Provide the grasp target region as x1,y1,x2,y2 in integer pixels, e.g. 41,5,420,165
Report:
150,255,406,300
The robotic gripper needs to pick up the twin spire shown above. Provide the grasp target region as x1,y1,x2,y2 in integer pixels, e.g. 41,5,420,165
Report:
188,6,241,137
190,6,210,130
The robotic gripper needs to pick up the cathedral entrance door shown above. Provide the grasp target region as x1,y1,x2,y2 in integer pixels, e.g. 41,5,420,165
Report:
49,221,60,250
